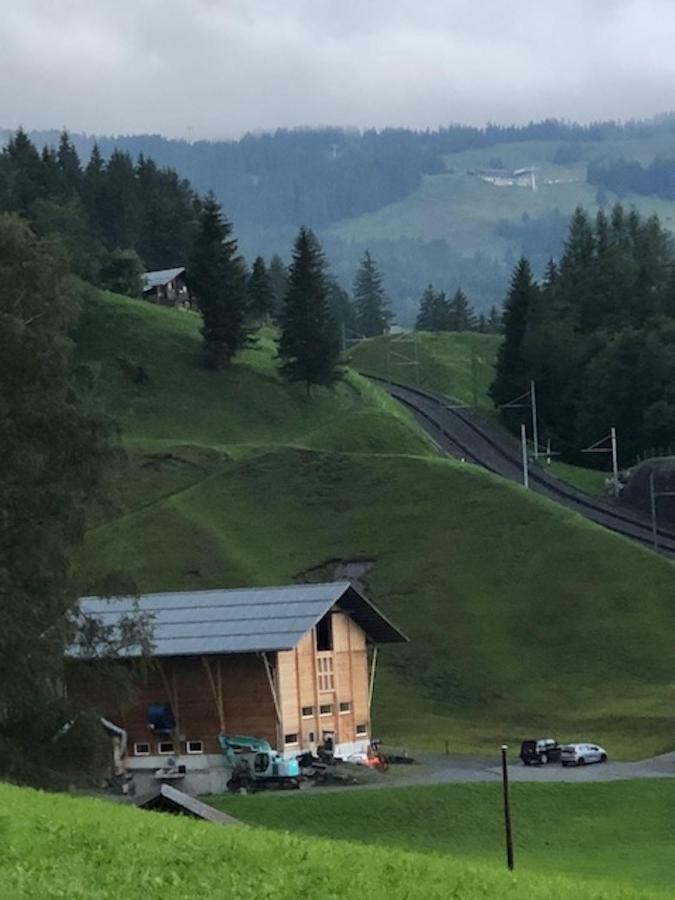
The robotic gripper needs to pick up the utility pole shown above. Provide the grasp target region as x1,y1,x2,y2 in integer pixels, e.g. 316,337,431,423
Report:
582,428,620,498
520,424,529,489
650,472,658,552
471,344,479,408
530,380,539,461
610,427,619,498
647,470,675,553
501,745,515,871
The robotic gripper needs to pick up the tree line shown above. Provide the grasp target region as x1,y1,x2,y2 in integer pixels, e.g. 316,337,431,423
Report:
190,196,392,387
13,116,675,230
415,285,501,334
588,156,675,202
491,204,675,462
0,128,200,292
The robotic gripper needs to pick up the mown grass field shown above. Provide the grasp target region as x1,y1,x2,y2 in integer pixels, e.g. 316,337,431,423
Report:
212,779,675,894
0,781,671,899
76,291,675,758
328,136,675,259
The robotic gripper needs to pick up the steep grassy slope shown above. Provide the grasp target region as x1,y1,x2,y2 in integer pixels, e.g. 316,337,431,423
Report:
77,292,675,757
214,780,675,894
329,137,675,260
349,330,500,408
2,783,667,900
350,331,609,494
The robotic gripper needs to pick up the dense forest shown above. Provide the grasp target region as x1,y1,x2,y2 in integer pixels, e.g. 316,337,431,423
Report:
491,205,675,463
0,129,201,292
588,156,675,202
10,116,675,230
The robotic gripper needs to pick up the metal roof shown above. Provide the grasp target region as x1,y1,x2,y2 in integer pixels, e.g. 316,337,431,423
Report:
74,582,406,659
143,267,186,290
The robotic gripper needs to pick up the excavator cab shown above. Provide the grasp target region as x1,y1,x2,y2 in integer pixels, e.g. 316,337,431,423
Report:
218,734,301,792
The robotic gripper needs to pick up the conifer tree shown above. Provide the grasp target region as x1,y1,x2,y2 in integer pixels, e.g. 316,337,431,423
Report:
353,250,392,337
247,256,274,323
489,258,538,408
189,196,250,369
448,289,476,331
415,285,451,331
56,130,81,197
278,227,342,393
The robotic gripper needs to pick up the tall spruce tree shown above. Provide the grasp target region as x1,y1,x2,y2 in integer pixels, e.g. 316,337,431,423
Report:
278,227,342,393
0,214,120,781
247,256,274,323
489,258,538,408
448,289,476,331
353,250,392,336
189,196,250,369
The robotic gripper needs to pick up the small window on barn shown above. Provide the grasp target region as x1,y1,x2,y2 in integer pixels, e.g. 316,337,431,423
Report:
134,742,150,756
158,741,175,755
302,705,314,717
186,740,204,754
320,704,333,716
339,701,351,713
316,613,333,651
356,724,368,736
284,734,299,745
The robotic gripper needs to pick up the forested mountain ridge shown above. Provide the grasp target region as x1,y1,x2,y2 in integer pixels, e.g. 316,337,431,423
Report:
6,115,675,323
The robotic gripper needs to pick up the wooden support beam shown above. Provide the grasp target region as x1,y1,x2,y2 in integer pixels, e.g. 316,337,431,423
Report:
260,652,282,728
368,646,379,716
201,656,226,733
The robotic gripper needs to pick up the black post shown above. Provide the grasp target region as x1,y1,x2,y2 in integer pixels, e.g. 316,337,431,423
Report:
501,745,514,871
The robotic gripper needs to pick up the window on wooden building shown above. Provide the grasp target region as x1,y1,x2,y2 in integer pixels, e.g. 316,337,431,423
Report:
339,701,351,713
186,740,204,754
284,734,299,745
316,613,333,651
301,705,314,717
158,741,175,755
317,655,334,691
134,742,150,756
320,703,333,716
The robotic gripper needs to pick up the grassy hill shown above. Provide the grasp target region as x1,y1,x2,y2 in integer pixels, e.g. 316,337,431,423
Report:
328,136,675,261
214,779,675,894
2,782,669,900
349,330,501,408
76,291,675,758
349,331,608,493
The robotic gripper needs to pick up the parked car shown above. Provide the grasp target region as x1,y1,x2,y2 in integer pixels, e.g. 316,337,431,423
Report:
560,743,608,766
520,738,561,765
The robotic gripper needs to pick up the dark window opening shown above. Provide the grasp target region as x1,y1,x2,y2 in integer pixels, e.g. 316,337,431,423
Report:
302,705,314,717
255,753,270,772
284,733,299,745
339,701,351,713
316,613,333,651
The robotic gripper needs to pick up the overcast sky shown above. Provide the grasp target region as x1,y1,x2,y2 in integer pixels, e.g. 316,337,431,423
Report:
2,0,674,139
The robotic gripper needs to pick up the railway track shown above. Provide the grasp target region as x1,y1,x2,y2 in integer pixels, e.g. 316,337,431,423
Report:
367,374,675,557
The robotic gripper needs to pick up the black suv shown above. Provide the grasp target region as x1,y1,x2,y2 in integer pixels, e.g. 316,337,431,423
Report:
520,738,562,765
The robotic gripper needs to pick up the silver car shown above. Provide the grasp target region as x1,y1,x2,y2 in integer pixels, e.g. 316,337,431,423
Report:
560,742,608,766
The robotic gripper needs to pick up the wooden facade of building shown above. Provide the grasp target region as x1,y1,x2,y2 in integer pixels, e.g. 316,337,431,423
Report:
142,267,192,308
72,583,406,793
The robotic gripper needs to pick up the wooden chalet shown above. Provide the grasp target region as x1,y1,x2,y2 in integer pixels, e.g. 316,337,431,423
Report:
72,582,406,793
142,267,192,308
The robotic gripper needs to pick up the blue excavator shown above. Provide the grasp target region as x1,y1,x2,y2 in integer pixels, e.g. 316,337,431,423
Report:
218,734,301,793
